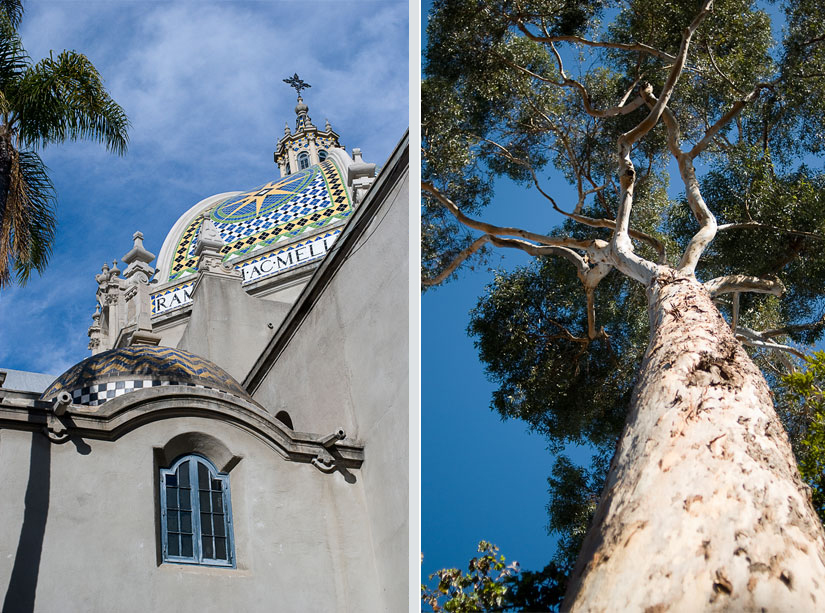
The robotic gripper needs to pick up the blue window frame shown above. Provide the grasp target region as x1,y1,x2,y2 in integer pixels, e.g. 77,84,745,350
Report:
160,455,235,567
298,151,310,170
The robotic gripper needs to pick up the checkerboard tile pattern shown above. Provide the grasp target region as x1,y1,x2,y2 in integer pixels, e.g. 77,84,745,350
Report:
42,346,249,401
68,379,230,407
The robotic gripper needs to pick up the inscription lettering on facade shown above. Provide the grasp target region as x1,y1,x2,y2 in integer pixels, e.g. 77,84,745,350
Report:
240,231,339,284
151,283,194,316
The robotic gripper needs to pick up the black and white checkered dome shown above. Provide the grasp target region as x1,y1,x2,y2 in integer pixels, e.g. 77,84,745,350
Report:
41,346,249,407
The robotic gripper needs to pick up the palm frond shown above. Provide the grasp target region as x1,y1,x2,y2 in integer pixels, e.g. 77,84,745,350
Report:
0,148,55,287
12,50,129,154
0,10,28,97
0,0,23,29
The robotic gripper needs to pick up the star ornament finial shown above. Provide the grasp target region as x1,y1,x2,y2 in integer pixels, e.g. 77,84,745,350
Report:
284,73,311,96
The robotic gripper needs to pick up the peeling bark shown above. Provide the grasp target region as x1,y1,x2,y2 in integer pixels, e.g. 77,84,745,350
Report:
563,272,825,612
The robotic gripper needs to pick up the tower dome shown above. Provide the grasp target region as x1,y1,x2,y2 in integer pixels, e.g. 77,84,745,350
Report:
155,151,353,285
41,346,249,406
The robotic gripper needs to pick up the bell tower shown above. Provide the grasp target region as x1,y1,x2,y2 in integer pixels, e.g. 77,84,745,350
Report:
274,74,343,177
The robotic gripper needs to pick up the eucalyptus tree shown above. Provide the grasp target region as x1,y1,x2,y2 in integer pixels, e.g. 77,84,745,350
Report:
423,0,825,608
0,7,128,287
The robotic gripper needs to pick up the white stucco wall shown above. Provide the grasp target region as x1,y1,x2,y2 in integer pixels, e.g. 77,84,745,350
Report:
252,159,409,611
0,415,382,612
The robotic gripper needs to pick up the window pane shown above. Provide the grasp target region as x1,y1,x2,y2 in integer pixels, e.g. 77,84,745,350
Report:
181,534,193,558
198,463,209,489
180,489,191,510
211,478,222,491
201,513,212,536
211,492,222,512
214,515,225,537
165,486,178,509
168,511,179,532
199,491,210,512
178,461,190,487
215,537,227,560
202,535,214,559
166,474,177,487
181,511,192,533
168,534,180,557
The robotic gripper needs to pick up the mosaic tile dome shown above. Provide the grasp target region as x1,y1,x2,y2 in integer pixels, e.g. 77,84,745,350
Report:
159,156,352,283
42,346,249,407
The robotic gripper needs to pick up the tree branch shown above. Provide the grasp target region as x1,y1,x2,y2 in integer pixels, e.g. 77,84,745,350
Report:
422,234,491,287
704,274,786,298
513,22,677,63
422,181,597,250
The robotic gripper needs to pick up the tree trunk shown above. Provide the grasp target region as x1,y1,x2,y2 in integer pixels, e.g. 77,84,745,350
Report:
563,271,825,611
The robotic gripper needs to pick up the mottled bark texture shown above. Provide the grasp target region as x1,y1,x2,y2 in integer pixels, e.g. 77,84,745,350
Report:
563,272,825,612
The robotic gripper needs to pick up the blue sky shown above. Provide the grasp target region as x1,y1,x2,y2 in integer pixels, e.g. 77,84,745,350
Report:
0,0,408,375
419,0,585,581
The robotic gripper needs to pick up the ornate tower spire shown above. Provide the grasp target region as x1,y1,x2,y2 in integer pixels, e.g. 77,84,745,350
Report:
273,74,343,178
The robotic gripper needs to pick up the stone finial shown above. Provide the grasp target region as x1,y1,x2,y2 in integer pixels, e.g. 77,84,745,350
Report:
352,148,363,163
109,260,121,279
194,215,225,256
123,230,157,284
284,122,290,136
325,118,331,131
95,262,110,285
194,215,240,279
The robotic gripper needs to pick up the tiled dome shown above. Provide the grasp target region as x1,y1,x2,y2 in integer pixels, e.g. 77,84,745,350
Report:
41,346,249,406
157,157,353,284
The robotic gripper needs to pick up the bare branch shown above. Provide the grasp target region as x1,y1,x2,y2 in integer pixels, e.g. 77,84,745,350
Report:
487,234,595,276
704,274,786,298
513,21,677,63
422,181,596,250
641,90,717,275
543,43,647,119
717,222,825,241
528,167,667,263
758,314,825,339
735,327,807,360
689,84,772,158
422,234,492,287
704,40,744,95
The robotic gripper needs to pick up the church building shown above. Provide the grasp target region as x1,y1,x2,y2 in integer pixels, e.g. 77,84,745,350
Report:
0,86,409,612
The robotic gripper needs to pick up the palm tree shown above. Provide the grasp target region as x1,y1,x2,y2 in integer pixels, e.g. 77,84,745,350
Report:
0,5,128,287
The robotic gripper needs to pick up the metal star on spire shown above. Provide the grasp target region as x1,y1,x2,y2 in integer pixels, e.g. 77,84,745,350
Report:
283,73,311,96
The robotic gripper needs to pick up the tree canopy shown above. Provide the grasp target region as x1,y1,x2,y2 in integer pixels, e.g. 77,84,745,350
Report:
423,0,825,584
0,2,129,287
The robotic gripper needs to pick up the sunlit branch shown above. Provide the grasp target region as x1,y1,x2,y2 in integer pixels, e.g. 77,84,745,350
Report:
422,234,491,287
735,326,807,360
643,92,716,275
422,181,597,250
704,274,786,298
545,42,647,119
717,222,825,241
758,314,825,339
689,84,772,159
612,0,712,284
513,21,677,63
529,167,667,263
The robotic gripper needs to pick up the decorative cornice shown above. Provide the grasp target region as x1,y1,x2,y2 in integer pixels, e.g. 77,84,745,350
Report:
0,386,364,469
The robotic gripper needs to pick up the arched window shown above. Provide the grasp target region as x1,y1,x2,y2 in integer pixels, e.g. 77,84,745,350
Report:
298,151,310,170
318,149,327,162
160,455,235,567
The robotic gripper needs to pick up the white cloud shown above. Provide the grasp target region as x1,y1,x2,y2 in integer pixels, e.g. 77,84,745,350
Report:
2,0,409,374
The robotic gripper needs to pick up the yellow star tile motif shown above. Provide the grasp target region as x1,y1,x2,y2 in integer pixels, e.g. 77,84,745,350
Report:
224,177,303,217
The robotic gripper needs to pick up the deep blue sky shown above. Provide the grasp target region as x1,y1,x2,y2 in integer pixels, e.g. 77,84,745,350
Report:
0,0,408,375
419,0,587,581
